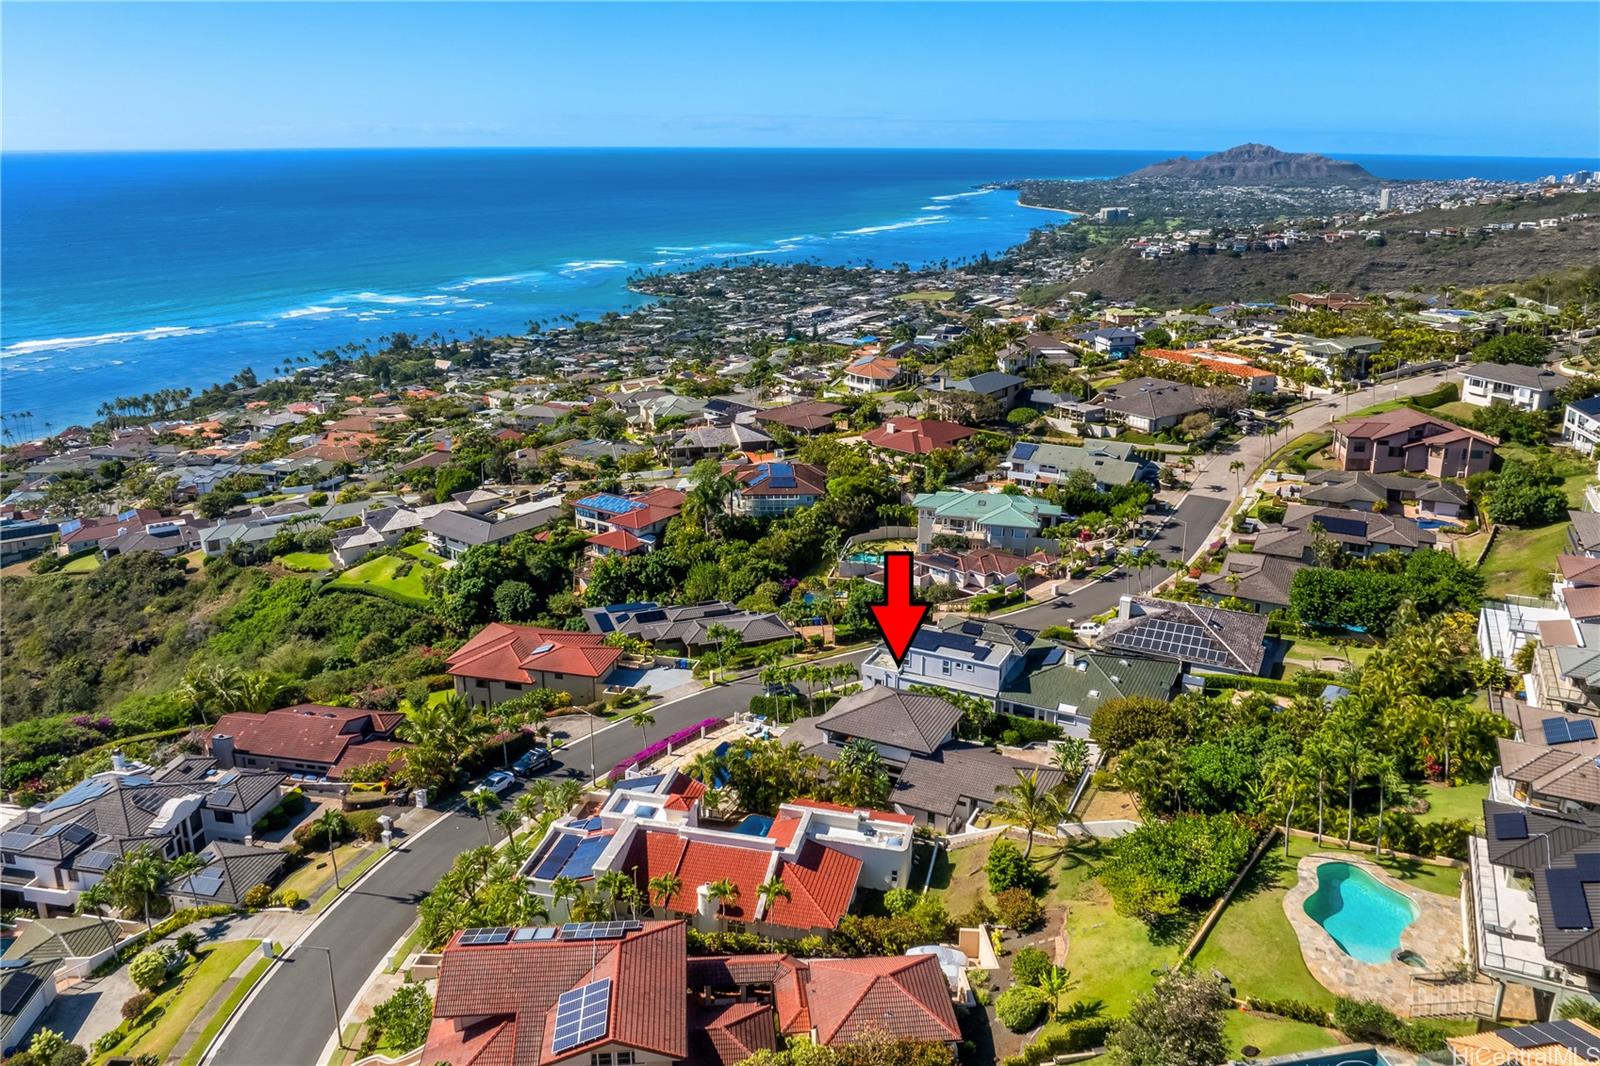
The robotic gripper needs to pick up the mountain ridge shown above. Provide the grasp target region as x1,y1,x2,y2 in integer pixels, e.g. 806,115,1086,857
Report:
1126,143,1377,183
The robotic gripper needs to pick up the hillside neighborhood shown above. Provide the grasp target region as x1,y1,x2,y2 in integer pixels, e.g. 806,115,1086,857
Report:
6,173,1600,1066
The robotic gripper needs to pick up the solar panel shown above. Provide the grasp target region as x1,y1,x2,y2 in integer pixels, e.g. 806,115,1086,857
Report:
1041,647,1065,668
1502,1022,1578,1050
186,870,226,898
558,834,612,880
560,921,641,940
550,978,612,1053
1573,719,1598,742
1544,1020,1600,1055
457,927,513,946
511,927,539,942
0,971,41,1014
1548,869,1593,930
1577,853,1600,881
1013,442,1038,460
1544,718,1573,745
1493,812,1529,840
532,833,581,880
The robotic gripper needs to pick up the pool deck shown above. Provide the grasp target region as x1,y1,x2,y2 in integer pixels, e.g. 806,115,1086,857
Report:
1283,853,1464,1015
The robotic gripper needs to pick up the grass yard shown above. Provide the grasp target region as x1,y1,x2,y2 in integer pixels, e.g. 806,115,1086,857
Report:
1269,432,1335,472
61,554,102,574
1500,442,1595,507
100,939,260,1064
276,551,332,572
1050,843,1178,1016
1278,636,1374,675
894,290,956,303
330,553,431,604
402,542,448,565
1417,780,1489,829
1223,1012,1340,1058
276,840,369,900
1480,520,1568,597
176,953,274,1066
1429,400,1481,424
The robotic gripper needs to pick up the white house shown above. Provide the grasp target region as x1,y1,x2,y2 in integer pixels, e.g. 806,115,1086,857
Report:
1563,397,1600,455
1460,362,1563,412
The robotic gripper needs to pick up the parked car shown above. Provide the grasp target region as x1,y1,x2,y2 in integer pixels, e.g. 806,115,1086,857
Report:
1074,621,1105,639
513,747,552,777
473,770,516,796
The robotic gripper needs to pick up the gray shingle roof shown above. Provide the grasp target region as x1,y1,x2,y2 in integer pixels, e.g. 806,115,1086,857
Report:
893,745,1066,820
813,689,964,756
1098,597,1270,675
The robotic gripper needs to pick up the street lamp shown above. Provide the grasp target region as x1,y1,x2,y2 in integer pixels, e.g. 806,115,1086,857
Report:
302,945,345,1050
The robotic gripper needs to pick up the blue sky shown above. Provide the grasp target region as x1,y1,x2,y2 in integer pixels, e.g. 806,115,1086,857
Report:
4,2,1597,157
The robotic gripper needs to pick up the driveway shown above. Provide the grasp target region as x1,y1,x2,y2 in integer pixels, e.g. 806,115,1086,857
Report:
608,663,696,695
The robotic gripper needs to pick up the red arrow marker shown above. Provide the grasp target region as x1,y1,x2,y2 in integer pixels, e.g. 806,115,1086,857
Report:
870,551,930,667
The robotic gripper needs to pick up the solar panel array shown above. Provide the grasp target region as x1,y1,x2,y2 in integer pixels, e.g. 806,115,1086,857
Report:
458,927,514,946
1106,615,1233,667
1012,442,1038,460
510,926,557,942
186,869,226,898
1493,812,1529,840
559,834,612,881
551,978,612,1053
1542,717,1599,745
560,921,642,940
1501,1019,1600,1055
532,834,581,880
1549,868,1593,930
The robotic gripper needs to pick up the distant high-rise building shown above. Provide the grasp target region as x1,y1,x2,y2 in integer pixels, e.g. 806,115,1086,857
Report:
1378,187,1392,211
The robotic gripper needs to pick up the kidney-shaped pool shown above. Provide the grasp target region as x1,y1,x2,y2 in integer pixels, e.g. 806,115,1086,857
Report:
1302,861,1419,965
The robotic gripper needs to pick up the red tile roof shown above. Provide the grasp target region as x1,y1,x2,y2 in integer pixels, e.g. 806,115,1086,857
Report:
845,356,902,381
860,418,975,454
803,955,961,1045
446,623,622,683
426,921,688,1065
1143,348,1275,379
626,831,773,922
766,840,861,930
586,529,648,553
209,704,404,770
691,1002,779,1066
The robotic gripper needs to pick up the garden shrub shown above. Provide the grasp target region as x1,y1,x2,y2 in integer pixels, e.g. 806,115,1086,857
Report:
1099,814,1255,927
995,985,1049,1033
269,888,302,909
121,991,154,1022
1246,997,1332,1027
993,888,1046,932
242,883,272,909
984,838,1044,895
999,1019,1115,1065
1010,946,1051,987
128,949,170,992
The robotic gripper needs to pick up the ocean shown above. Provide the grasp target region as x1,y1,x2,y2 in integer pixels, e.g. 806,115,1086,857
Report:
2,147,1593,429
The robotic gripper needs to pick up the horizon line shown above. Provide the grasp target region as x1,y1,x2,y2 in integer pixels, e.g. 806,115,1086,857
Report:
2,143,1597,163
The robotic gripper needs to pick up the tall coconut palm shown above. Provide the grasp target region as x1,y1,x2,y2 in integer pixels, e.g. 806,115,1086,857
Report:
495,809,521,847
756,877,791,921
594,870,631,919
988,769,1065,859
312,809,350,890
647,873,683,917
706,878,740,929
466,790,499,848
551,875,583,919
629,708,656,748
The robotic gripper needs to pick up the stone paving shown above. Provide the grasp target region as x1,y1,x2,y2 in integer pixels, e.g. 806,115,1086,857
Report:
1282,852,1464,1014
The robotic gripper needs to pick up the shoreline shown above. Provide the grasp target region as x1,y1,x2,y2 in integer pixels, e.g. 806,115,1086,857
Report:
1016,200,1082,217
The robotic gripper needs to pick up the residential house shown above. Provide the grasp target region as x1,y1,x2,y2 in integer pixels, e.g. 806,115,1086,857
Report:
842,355,905,394
1096,596,1271,676
922,370,1026,417
1461,362,1564,412
574,488,685,545
1572,511,1600,559
1298,470,1471,520
997,649,1181,736
1076,327,1138,357
1141,348,1278,393
994,343,1036,374
0,753,283,916
207,708,404,785
1251,504,1437,563
859,418,974,456
1331,407,1495,477
636,393,711,430
1021,332,1076,365
754,401,846,434
727,460,828,517
668,423,774,465
1003,440,1158,490
420,497,563,561
0,519,58,566
913,490,1064,554
1094,377,1209,434
892,745,1067,831
1297,336,1383,381
860,617,1035,702
786,688,965,766
914,547,1039,594
168,840,290,908
1193,553,1304,613
1,958,60,1055
447,623,622,706
584,601,793,654
0,915,120,980
1565,397,1600,455
330,505,422,568
1448,1019,1600,1066
548,437,649,471
1289,292,1365,313
1525,618,1600,720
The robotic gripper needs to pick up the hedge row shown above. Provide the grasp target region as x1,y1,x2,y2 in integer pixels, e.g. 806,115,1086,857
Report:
999,1019,1113,1066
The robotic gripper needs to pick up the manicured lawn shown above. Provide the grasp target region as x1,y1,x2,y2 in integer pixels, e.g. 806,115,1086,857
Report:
103,939,260,1063
1224,1012,1340,1058
309,844,391,914
1429,400,1481,424
1269,432,1334,471
330,554,430,604
923,840,989,918
1417,780,1489,829
277,551,332,572
61,554,102,574
402,542,447,565
177,953,274,1066
1480,520,1568,597
1193,845,1339,1008
1051,845,1178,1016
277,840,369,899
1278,636,1375,675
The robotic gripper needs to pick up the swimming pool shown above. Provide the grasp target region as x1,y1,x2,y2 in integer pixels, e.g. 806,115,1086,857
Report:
1246,1049,1392,1065
732,814,774,836
1302,862,1418,965
847,552,883,565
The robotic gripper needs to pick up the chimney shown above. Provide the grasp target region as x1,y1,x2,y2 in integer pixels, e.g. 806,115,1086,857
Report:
696,883,714,918
1117,594,1135,622
211,734,236,769
111,749,129,773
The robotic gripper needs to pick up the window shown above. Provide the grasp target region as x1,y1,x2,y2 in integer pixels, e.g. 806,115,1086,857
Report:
213,810,235,824
475,679,488,689
552,672,564,679
505,682,523,691
940,660,952,676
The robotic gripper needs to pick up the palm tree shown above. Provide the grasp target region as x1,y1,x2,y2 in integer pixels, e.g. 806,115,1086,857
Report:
595,870,631,919
687,750,724,790
1269,755,1314,858
647,872,683,917
1374,756,1406,858
398,693,490,793
756,876,791,920
1050,738,1091,780
551,875,583,919
467,790,500,847
111,848,168,934
1038,965,1073,1019
496,809,521,846
313,809,349,890
706,878,740,928
629,708,656,748
988,769,1065,859
1228,459,1247,496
